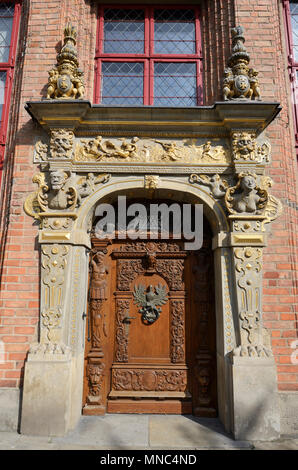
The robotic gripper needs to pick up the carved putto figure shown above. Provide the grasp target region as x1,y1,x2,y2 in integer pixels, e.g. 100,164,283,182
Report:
79,136,139,161
200,141,224,161
189,174,229,199
46,23,84,100
225,172,268,214
155,140,181,161
222,26,261,101
76,173,110,205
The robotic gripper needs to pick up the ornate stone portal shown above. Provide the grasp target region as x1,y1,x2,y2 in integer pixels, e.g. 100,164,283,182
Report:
21,26,282,440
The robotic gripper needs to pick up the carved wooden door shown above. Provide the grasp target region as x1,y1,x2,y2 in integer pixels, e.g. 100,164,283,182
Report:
83,236,217,416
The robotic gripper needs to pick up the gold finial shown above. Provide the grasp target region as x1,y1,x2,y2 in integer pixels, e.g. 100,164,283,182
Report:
46,23,84,100
222,25,261,101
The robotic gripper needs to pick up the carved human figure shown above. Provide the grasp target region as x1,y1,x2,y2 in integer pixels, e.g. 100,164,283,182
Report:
118,137,139,158
45,170,75,210
90,252,109,301
72,68,85,99
233,175,262,213
226,172,268,215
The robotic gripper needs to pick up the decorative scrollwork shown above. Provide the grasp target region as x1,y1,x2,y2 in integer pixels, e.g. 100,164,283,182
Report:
112,368,187,392
171,300,185,363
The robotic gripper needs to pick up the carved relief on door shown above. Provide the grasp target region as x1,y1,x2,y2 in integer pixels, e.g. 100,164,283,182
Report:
83,236,217,416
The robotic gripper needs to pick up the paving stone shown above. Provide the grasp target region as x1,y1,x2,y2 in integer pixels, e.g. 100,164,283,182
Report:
0,415,297,450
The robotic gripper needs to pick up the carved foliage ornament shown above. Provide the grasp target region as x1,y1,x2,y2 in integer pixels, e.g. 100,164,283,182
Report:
119,241,181,253
41,244,69,344
46,23,84,100
115,299,130,362
112,369,187,392
233,247,272,357
171,300,185,363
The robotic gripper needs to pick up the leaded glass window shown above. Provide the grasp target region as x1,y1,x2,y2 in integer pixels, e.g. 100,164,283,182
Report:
95,6,202,106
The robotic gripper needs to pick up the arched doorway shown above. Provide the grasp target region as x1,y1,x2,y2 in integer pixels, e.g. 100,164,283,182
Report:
82,199,217,416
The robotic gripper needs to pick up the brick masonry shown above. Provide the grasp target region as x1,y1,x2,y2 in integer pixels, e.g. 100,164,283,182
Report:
0,0,297,392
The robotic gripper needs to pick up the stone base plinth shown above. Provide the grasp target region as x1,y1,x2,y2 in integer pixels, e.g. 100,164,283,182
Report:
21,353,72,437
230,355,280,441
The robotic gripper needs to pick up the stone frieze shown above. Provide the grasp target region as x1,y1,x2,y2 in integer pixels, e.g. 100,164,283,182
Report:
74,137,231,164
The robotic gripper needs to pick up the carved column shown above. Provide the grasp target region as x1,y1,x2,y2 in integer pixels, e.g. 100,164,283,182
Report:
225,139,282,439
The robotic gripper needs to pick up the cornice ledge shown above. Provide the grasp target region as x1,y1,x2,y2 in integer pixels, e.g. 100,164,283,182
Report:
25,100,281,137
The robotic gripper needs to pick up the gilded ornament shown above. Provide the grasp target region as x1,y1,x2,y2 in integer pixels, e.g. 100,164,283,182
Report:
222,26,261,101
46,23,84,100
75,136,230,164
34,140,48,162
232,132,256,161
144,175,159,190
50,129,74,159
76,173,111,205
189,173,228,198
78,136,139,161
233,246,272,357
24,170,79,219
225,172,268,215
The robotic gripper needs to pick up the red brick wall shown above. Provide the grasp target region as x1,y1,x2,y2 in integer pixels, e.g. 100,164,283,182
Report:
234,0,298,391
0,0,297,391
0,0,97,388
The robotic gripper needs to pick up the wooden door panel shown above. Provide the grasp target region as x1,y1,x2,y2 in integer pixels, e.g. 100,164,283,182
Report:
83,234,217,416
128,274,170,363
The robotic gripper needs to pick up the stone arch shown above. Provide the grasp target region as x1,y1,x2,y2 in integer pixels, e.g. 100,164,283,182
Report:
74,177,229,243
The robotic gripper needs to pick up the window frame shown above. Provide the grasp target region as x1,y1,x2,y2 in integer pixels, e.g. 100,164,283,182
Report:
94,4,203,106
0,0,21,188
283,0,298,157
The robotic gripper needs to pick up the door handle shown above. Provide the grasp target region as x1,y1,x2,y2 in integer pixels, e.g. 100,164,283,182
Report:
123,316,136,324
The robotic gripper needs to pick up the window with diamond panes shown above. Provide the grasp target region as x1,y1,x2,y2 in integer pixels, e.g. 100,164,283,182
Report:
0,2,21,187
95,6,202,106
284,0,298,157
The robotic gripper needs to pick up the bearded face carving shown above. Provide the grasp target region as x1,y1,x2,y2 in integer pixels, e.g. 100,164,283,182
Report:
50,129,74,159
